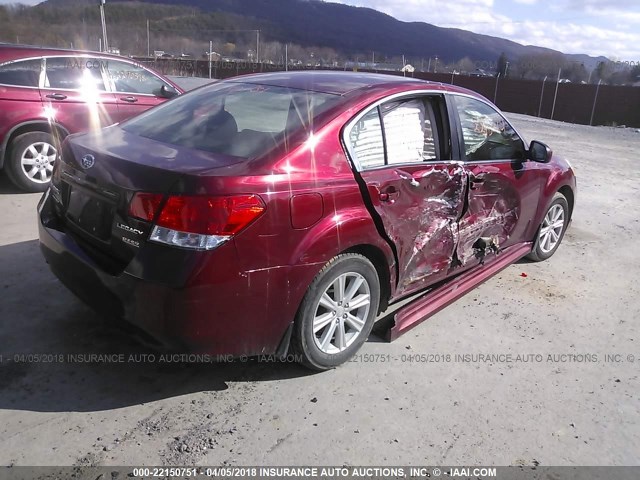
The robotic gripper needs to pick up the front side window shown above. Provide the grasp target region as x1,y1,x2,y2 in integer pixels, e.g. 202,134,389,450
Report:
44,57,106,91
0,59,41,87
453,95,524,161
122,82,339,159
106,60,166,95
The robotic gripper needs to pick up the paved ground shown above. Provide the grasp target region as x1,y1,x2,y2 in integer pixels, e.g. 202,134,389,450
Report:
0,85,639,466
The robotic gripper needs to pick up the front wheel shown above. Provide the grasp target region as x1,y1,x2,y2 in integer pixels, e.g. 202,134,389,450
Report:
527,192,569,262
292,254,380,371
5,132,59,193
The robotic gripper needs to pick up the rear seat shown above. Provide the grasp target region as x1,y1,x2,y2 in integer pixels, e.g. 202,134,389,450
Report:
227,129,281,158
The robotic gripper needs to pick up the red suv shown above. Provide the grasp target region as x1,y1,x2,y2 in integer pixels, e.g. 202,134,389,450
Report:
0,44,183,192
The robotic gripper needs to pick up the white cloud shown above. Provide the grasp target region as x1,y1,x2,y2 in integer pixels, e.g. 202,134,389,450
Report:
332,0,640,59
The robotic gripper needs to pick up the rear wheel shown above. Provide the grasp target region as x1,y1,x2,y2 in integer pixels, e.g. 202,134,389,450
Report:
527,192,569,262
292,254,380,371
6,132,58,193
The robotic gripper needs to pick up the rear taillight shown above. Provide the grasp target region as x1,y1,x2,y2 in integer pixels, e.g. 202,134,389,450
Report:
129,193,163,222
129,193,266,250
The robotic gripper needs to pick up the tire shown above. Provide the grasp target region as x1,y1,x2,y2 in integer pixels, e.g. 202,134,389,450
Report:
527,192,569,262
292,253,381,371
5,132,59,193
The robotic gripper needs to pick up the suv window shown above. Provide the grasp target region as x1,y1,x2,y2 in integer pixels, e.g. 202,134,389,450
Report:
453,95,525,161
0,59,41,87
348,97,441,170
106,60,166,95
44,57,106,90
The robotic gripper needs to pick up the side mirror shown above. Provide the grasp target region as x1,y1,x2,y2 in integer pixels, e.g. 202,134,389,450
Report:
159,84,179,99
529,140,552,163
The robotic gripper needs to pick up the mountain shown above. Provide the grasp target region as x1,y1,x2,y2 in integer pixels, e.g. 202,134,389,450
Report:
39,0,606,68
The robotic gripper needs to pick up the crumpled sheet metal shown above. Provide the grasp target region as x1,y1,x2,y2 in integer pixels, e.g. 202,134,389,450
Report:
456,175,520,266
380,166,466,293
375,166,519,294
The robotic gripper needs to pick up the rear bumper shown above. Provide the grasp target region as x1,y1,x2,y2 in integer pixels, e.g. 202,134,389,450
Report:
37,189,295,356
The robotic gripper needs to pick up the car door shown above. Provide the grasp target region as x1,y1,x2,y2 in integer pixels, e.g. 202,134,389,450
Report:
449,94,546,268
345,94,467,297
104,59,174,122
0,58,44,135
40,56,118,133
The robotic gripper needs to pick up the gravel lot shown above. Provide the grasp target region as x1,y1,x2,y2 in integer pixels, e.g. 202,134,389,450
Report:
0,82,639,467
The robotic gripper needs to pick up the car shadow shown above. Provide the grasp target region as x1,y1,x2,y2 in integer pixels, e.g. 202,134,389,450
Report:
0,240,317,414
0,173,24,194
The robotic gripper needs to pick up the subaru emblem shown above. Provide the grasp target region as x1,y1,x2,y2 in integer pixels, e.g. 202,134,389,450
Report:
81,154,95,170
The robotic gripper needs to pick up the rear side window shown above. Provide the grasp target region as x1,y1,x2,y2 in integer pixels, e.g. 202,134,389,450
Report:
44,57,106,91
382,99,439,164
0,59,41,87
347,96,442,170
122,82,339,159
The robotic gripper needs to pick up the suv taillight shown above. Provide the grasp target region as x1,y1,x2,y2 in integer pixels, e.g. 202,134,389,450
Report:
129,193,266,250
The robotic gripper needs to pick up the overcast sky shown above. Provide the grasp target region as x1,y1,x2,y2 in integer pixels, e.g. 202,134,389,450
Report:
1,0,638,59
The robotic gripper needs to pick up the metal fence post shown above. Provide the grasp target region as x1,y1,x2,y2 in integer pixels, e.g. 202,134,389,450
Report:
538,76,547,117
590,79,602,126
551,68,561,120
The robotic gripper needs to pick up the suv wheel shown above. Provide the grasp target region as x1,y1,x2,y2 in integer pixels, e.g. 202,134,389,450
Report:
6,132,58,192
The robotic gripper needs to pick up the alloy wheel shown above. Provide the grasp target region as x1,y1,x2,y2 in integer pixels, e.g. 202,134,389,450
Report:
538,204,565,254
312,272,371,354
20,141,57,183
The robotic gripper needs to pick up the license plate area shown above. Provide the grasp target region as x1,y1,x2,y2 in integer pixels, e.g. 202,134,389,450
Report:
66,187,115,241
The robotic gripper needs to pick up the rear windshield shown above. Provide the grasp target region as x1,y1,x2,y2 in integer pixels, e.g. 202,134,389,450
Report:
122,82,340,159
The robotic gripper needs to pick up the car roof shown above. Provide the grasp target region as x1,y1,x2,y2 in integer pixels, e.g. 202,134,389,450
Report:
0,43,131,64
226,70,485,101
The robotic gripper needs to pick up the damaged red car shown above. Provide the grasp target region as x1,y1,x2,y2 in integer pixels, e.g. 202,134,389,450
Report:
38,71,576,370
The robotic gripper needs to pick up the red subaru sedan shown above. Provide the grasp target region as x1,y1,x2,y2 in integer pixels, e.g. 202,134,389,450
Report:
38,71,576,370
0,44,183,192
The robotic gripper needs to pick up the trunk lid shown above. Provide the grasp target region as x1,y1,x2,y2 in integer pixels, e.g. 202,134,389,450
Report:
52,126,244,272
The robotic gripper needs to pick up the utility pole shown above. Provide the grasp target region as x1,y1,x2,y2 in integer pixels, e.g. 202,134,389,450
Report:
427,57,431,72
209,40,213,79
285,43,288,71
99,0,109,52
256,30,260,63
146,19,150,57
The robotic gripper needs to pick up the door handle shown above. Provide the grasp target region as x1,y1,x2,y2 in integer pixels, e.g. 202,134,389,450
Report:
379,186,400,202
46,93,67,100
120,96,138,103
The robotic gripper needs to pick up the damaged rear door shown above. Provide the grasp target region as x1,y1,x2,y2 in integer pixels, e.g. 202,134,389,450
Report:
449,94,543,267
345,94,467,297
